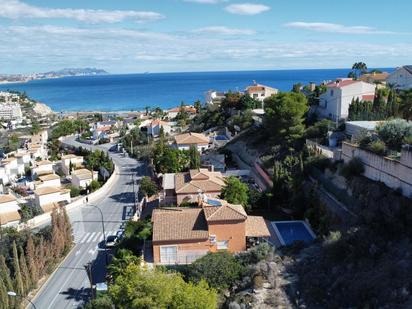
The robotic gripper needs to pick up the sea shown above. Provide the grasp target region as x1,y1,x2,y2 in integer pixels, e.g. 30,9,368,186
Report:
0,68,393,112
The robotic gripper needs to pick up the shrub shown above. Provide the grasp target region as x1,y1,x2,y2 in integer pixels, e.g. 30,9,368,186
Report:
367,140,386,155
236,243,272,266
69,186,81,198
186,251,245,290
340,157,364,180
139,176,159,197
89,180,101,192
376,118,412,151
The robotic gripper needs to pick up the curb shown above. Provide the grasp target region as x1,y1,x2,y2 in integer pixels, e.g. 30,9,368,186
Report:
27,242,77,309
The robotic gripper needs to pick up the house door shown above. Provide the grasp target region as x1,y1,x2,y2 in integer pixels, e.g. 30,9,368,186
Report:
160,246,177,264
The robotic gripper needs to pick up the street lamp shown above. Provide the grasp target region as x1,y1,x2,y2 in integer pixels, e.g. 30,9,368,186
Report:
84,202,108,266
7,291,37,309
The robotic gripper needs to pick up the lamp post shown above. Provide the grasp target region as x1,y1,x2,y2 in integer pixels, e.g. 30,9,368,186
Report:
84,201,108,266
7,291,37,309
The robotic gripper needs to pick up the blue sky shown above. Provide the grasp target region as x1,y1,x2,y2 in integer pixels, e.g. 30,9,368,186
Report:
1,0,412,74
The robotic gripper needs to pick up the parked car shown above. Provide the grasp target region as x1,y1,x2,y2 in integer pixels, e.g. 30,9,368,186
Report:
105,235,118,248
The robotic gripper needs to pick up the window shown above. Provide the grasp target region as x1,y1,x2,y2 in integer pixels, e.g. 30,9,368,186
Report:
160,246,177,264
324,100,328,108
217,240,228,250
253,94,258,98
330,90,334,96
209,235,216,245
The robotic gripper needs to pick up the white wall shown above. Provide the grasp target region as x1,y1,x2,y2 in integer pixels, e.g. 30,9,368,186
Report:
177,144,209,153
318,82,375,120
342,142,412,197
35,191,71,208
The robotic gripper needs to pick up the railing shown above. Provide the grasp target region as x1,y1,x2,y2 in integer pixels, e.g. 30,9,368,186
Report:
159,251,208,265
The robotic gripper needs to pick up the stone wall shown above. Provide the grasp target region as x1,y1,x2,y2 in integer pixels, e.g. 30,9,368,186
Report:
342,142,412,198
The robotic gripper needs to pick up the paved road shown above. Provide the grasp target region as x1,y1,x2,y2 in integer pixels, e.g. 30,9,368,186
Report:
31,137,149,309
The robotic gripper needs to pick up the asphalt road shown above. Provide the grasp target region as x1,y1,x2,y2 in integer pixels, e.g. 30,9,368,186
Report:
31,136,149,309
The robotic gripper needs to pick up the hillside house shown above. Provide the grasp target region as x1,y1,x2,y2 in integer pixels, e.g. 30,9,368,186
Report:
151,200,270,265
317,79,376,121
174,132,210,152
34,186,71,213
386,65,412,90
0,194,21,226
161,168,225,205
71,168,97,188
61,154,84,176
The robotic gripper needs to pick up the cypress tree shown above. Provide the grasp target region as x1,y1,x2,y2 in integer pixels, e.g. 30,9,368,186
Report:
26,235,39,285
19,246,31,293
0,278,9,309
0,255,13,292
12,241,24,297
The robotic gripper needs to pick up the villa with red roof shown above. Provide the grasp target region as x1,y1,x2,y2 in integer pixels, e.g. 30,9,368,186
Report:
317,78,376,121
151,198,271,265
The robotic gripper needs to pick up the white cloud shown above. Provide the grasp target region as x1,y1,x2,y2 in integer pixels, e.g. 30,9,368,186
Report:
284,22,395,34
0,0,164,23
0,24,410,74
193,26,255,35
225,3,270,15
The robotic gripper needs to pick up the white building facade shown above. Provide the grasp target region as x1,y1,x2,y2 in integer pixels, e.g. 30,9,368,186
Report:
317,79,376,121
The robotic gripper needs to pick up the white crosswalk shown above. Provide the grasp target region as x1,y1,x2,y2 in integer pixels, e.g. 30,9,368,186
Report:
74,230,118,244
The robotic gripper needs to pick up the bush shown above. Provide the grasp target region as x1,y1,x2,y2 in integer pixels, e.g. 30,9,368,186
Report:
367,140,386,155
69,186,81,198
89,180,101,192
377,118,412,151
236,243,272,266
340,157,364,180
84,295,114,309
186,251,245,290
139,176,159,197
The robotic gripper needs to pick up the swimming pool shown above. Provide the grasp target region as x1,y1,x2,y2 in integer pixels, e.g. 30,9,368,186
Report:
271,221,316,246
206,199,222,206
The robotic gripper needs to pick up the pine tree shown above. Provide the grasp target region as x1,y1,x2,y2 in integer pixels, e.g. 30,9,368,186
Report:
19,246,31,293
12,241,24,297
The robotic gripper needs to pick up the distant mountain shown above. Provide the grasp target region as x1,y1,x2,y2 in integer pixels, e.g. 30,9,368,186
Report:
38,68,109,78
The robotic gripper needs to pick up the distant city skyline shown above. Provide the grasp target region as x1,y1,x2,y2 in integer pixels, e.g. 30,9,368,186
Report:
0,0,411,74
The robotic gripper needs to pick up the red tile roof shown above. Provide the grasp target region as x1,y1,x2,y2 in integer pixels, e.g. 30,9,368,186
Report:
362,94,375,102
326,79,359,88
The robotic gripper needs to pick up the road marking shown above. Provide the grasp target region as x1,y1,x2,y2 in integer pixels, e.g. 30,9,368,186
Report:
79,233,90,244
75,250,81,256
86,232,96,243
92,232,102,242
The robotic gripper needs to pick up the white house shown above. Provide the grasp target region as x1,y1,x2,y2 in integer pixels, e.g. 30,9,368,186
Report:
167,106,197,119
317,79,376,121
386,65,412,90
0,103,22,122
61,154,84,176
174,132,210,153
0,194,21,226
146,119,172,137
36,174,61,189
1,157,19,183
31,160,54,177
205,91,226,111
245,82,278,104
71,168,98,188
34,186,71,212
